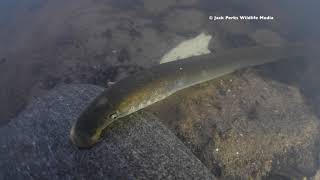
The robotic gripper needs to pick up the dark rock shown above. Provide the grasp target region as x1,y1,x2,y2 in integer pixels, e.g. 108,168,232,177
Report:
0,84,215,179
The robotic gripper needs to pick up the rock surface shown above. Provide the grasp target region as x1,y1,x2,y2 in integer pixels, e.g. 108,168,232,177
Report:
0,84,215,179
148,69,320,179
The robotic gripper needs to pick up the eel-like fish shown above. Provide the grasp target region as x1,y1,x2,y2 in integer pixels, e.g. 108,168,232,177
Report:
70,43,315,148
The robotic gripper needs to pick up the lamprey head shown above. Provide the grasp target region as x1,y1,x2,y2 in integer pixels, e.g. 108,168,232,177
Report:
70,95,119,148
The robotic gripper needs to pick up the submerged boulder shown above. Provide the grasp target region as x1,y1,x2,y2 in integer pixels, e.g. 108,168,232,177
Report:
0,84,215,179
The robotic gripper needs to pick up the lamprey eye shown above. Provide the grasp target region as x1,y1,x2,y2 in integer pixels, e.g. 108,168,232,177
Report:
110,113,118,119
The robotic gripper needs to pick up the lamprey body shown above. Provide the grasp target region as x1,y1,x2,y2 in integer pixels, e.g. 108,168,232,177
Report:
70,43,315,148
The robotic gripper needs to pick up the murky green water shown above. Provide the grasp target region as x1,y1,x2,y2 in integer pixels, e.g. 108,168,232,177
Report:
1,0,320,179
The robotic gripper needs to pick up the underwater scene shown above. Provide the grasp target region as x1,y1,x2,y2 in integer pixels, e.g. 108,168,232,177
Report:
1,0,320,179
